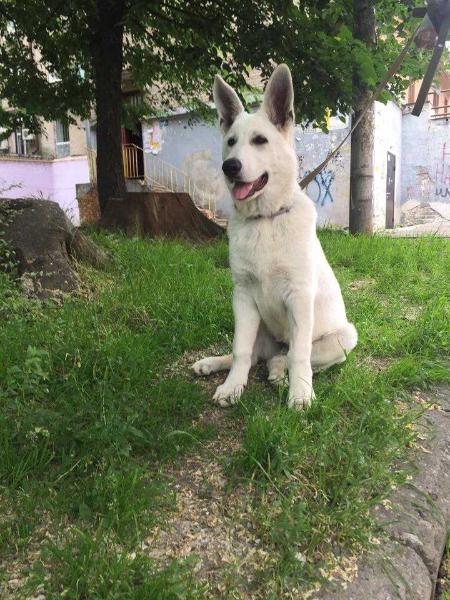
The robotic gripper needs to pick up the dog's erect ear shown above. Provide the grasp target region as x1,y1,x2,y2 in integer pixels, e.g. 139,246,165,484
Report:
261,64,294,131
213,75,244,133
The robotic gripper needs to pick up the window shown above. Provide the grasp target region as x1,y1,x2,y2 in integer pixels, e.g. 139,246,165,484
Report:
15,128,25,155
13,126,38,156
55,119,70,157
124,92,143,107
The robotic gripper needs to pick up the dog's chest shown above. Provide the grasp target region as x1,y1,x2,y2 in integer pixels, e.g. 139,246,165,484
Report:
229,222,295,340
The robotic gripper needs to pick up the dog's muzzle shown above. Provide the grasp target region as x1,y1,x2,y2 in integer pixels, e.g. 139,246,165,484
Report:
222,158,242,179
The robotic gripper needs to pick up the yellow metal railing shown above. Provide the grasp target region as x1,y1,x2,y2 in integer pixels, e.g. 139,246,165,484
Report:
122,143,144,178
86,145,143,181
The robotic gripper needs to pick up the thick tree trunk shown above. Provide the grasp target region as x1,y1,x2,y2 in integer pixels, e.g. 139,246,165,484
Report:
0,198,111,299
92,0,127,214
349,0,376,234
349,95,375,233
101,192,225,241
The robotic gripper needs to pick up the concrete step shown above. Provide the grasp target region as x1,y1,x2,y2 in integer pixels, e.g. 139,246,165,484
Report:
151,182,172,193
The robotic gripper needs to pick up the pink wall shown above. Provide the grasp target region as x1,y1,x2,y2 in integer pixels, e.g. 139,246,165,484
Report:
0,156,90,225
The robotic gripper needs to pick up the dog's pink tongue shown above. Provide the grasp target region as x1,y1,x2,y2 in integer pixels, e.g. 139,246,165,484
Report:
233,182,253,200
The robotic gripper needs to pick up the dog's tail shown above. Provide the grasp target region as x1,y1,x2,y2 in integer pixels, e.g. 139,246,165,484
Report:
312,322,358,371
337,322,358,353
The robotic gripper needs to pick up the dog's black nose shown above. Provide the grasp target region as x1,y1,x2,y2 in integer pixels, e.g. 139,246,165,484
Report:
222,158,242,179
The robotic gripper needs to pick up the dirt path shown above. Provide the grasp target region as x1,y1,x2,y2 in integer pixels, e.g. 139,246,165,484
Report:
146,351,280,597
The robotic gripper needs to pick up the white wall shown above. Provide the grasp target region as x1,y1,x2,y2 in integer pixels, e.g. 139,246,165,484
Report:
142,117,233,216
0,155,89,225
143,102,450,230
401,104,450,222
295,116,351,228
142,114,353,223
373,101,403,229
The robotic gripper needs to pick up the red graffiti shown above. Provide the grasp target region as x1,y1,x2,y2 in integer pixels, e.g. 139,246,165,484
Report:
435,142,450,198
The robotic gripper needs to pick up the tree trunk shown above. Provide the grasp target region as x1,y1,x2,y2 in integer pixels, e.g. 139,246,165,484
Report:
349,94,375,234
101,192,225,241
349,0,376,234
0,198,111,299
92,0,127,214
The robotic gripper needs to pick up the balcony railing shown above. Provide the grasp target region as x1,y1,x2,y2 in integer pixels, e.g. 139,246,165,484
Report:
87,147,97,183
404,88,450,121
430,104,450,120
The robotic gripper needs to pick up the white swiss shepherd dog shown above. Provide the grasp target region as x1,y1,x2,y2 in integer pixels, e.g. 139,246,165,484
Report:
192,64,358,410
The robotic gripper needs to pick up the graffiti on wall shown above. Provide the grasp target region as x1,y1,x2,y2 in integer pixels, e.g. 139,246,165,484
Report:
143,120,168,155
297,148,343,208
435,142,450,199
301,168,335,206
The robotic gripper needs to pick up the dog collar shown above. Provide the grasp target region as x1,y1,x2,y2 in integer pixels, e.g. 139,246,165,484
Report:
247,204,293,221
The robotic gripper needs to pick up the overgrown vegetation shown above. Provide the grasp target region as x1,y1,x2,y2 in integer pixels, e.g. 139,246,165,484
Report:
0,231,448,597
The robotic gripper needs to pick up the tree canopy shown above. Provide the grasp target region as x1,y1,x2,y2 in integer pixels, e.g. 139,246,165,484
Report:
1,0,427,134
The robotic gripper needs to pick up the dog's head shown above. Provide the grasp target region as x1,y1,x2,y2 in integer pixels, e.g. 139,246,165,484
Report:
213,64,298,215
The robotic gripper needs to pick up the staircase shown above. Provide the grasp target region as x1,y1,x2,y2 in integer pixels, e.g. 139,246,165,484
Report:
144,154,216,216
150,181,171,193
86,145,223,223
145,154,231,226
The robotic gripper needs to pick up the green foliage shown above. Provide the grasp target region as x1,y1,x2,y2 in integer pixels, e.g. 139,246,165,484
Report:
0,0,429,134
0,203,17,273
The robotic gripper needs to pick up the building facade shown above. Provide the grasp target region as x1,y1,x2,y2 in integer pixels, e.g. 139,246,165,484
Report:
1,72,448,229
0,112,90,225
141,77,449,228
141,100,406,229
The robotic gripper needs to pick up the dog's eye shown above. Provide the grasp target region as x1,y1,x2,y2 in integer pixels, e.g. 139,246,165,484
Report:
227,137,236,147
253,135,268,145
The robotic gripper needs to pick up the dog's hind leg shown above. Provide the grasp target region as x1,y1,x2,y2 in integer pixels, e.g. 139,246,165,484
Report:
252,325,287,383
266,323,358,380
267,354,287,383
311,322,358,372
192,323,280,377
192,354,233,376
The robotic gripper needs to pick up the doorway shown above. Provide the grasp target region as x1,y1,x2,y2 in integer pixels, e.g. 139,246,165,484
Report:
121,124,144,178
385,152,396,229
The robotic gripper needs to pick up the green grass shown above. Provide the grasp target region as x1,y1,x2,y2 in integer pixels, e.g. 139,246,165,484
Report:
27,529,205,600
0,230,448,597
436,532,450,600
445,537,450,600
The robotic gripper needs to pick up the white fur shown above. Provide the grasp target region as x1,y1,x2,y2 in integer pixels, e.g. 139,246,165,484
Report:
192,65,357,410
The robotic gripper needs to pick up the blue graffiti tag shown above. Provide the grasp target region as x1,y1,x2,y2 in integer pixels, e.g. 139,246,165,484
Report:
305,169,335,206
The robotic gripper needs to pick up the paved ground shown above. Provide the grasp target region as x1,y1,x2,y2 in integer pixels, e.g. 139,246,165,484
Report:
317,386,450,600
382,219,450,237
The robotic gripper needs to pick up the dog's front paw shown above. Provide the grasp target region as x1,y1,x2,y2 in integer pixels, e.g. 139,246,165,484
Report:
213,382,245,407
288,382,315,411
192,357,216,376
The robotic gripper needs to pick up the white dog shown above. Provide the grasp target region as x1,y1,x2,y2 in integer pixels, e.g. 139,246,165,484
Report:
192,64,357,409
